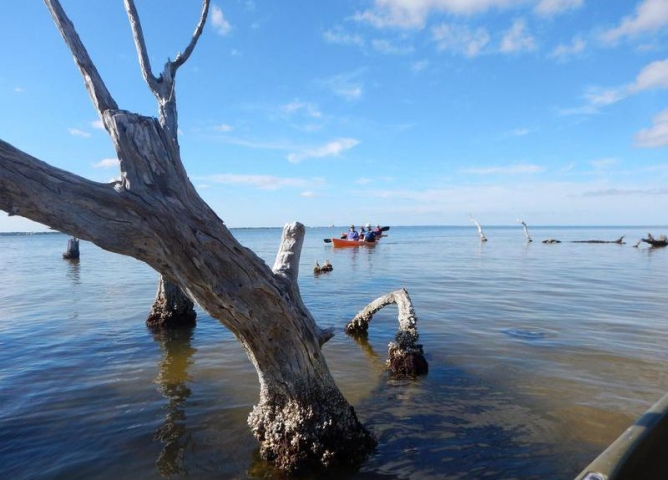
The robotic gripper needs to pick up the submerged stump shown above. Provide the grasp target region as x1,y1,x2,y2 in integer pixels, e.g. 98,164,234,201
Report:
146,276,197,329
346,288,428,376
62,236,80,259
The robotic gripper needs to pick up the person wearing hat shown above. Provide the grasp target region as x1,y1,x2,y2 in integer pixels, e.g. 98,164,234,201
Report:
346,225,359,241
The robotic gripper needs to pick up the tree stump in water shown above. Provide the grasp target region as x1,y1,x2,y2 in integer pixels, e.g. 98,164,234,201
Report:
346,288,428,376
146,276,197,329
62,236,80,259
642,233,668,248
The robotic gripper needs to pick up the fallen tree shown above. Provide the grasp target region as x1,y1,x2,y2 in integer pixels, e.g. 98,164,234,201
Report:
642,233,668,248
0,0,375,473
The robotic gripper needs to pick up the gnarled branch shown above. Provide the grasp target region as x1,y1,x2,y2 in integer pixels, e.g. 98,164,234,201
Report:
346,289,428,376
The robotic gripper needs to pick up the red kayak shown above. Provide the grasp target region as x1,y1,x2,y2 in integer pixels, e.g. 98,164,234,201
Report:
329,237,379,247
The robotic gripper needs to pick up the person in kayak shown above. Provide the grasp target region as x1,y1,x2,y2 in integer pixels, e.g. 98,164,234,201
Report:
346,225,359,241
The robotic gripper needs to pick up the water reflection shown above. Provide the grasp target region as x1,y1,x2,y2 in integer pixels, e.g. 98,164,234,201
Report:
152,328,197,476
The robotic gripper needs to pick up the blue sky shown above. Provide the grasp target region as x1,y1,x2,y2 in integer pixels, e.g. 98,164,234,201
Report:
1,0,667,231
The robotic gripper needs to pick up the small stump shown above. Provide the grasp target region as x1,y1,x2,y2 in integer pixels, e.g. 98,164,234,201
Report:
62,237,80,259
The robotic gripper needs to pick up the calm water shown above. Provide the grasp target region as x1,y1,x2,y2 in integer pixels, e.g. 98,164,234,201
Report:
1,226,668,479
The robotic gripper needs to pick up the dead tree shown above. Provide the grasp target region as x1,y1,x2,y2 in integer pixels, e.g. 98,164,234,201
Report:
642,233,668,248
518,220,532,242
147,276,197,329
345,289,428,376
469,214,487,242
62,236,80,259
0,0,374,473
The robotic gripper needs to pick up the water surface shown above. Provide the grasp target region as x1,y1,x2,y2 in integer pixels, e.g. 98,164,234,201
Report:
1,226,667,479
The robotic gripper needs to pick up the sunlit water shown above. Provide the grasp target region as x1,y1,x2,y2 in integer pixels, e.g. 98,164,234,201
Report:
1,226,667,479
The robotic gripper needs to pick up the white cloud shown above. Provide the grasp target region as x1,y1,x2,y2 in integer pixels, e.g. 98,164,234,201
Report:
214,124,234,132
534,0,583,17
583,86,627,107
549,36,586,61
354,0,528,29
14,86,24,93
461,163,545,175
282,100,322,118
601,0,668,44
323,26,365,47
500,19,536,53
287,138,360,163
635,108,668,147
202,173,310,190
91,119,104,129
301,191,316,197
319,71,365,100
629,59,668,92
211,5,231,36
371,38,414,55
93,158,119,169
68,128,91,138
431,23,490,57
411,59,430,72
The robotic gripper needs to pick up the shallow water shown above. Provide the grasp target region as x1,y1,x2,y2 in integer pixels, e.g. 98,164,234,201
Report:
1,226,667,479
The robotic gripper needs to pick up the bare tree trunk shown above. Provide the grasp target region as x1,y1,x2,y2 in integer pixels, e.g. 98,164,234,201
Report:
0,0,374,473
345,289,428,376
62,236,80,259
469,214,487,242
146,276,197,329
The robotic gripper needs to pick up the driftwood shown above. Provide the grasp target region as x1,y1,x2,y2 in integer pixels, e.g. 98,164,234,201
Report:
469,214,487,242
571,235,625,244
147,276,197,329
642,233,668,248
62,236,80,259
0,1,374,474
519,220,532,242
345,289,428,376
542,238,561,244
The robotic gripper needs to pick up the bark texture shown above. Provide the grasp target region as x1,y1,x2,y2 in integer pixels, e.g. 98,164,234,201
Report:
345,289,428,376
0,1,374,473
146,276,197,329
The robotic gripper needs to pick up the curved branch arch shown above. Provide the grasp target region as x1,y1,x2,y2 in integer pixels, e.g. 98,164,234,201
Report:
345,289,428,376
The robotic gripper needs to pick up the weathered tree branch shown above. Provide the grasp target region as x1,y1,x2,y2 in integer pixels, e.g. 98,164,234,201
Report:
519,220,532,242
43,0,118,114
124,0,210,138
469,214,487,242
345,289,428,376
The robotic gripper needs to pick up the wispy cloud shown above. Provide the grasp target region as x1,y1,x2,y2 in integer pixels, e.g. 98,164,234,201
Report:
214,124,234,132
14,86,24,93
287,138,360,163
549,36,586,61
600,0,668,44
431,23,490,57
211,4,232,36
91,119,104,129
68,128,91,138
534,0,584,17
93,158,119,169
319,70,365,100
281,100,322,118
353,0,528,29
411,59,430,73
635,108,668,147
199,173,314,190
323,26,365,47
562,58,668,115
629,59,668,92
371,38,414,55
500,19,536,53
461,163,545,175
